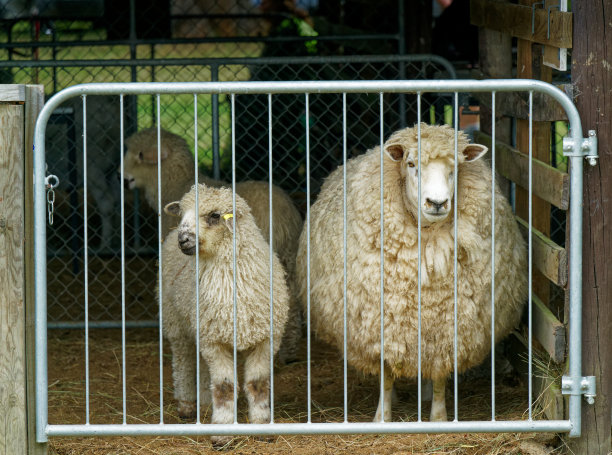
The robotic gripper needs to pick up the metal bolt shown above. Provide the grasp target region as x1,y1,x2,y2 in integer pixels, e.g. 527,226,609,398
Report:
587,157,598,166
585,395,595,405
589,130,596,137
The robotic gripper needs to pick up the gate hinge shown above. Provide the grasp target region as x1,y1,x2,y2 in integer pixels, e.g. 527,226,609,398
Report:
562,130,598,166
561,375,596,404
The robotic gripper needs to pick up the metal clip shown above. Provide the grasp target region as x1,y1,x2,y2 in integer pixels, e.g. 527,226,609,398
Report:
562,130,598,166
45,174,60,226
562,375,596,404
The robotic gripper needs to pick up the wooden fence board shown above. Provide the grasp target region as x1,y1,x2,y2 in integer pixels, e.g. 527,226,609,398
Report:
0,103,27,454
516,216,568,288
471,0,572,48
474,131,569,210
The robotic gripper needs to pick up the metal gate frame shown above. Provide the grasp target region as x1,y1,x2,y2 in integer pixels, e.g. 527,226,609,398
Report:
34,79,592,442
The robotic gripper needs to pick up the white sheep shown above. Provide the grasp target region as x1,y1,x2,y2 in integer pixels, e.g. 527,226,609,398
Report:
162,183,289,447
296,123,527,422
123,127,303,363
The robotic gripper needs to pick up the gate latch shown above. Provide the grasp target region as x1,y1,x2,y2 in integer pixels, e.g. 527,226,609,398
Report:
561,375,596,404
562,130,598,166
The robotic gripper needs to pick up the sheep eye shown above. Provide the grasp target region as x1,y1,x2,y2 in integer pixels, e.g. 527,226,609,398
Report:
210,212,221,219
407,161,415,168
137,151,143,161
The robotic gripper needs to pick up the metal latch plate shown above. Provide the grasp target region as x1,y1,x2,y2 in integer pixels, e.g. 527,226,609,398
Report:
561,375,596,404
562,130,598,166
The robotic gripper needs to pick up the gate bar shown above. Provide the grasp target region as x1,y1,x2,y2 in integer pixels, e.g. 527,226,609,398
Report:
44,420,573,437
35,80,585,442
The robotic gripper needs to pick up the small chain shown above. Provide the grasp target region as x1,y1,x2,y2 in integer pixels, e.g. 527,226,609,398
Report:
45,173,59,226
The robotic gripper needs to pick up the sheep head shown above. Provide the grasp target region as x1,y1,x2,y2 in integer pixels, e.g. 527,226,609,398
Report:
164,184,249,257
122,128,191,191
384,124,487,225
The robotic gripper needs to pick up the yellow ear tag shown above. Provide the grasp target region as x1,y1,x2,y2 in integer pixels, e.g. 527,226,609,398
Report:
222,213,234,220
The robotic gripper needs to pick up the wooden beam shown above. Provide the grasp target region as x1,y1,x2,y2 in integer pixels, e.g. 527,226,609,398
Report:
0,85,26,103
516,216,567,288
568,0,612,452
533,293,566,363
470,0,572,48
515,27,552,306
471,87,571,122
477,26,513,199
474,131,569,209
0,102,27,454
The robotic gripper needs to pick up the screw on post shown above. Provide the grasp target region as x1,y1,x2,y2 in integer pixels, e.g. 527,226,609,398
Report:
45,173,60,226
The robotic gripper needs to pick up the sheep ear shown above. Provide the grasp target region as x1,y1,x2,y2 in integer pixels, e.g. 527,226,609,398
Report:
462,144,488,162
164,202,181,217
141,145,169,164
384,144,405,162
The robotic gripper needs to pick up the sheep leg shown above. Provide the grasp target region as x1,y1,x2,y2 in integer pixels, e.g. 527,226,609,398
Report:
430,377,448,422
204,344,237,448
373,365,394,422
276,298,302,365
168,336,198,420
244,340,272,424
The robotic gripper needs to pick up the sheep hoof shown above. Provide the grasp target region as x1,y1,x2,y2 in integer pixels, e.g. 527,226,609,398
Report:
429,407,448,422
177,400,197,420
210,435,235,450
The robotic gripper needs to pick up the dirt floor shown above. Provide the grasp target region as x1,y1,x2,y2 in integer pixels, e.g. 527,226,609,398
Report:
47,328,565,455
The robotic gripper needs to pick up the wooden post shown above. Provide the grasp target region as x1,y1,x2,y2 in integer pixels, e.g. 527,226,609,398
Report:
477,25,512,197
516,1,552,304
0,84,46,454
568,0,612,452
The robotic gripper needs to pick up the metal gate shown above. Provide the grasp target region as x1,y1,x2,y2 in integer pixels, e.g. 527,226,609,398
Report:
34,80,594,442
41,54,456,329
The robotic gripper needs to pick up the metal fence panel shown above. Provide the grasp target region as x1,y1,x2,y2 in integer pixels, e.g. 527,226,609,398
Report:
34,79,587,442
37,55,456,328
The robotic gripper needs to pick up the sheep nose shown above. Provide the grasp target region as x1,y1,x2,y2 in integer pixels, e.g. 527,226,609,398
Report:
426,198,448,212
178,231,192,246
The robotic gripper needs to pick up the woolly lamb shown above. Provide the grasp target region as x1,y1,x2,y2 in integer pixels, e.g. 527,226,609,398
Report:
162,184,289,446
296,123,527,422
123,127,303,363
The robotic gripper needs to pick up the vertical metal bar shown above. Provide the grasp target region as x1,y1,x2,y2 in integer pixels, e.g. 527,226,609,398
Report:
397,0,407,128
379,92,385,421
194,94,201,425
417,94,422,422
305,93,312,424
342,92,348,423
528,91,533,421
35,107,49,445
156,94,164,424
231,93,238,424
453,92,459,422
82,95,90,425
268,93,275,423
212,65,221,181
491,91,497,421
120,94,127,425
567,107,585,440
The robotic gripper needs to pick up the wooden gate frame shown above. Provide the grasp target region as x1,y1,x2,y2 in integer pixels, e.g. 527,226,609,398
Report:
0,84,46,454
